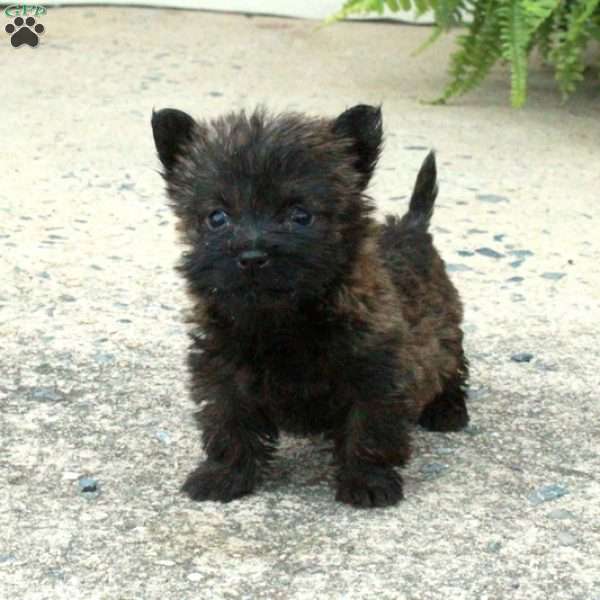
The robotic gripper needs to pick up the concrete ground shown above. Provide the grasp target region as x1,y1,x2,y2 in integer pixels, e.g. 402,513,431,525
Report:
1,7,599,600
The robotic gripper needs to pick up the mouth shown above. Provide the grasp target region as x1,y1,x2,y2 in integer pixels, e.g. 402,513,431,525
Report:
236,271,293,293
245,286,293,296
228,279,296,304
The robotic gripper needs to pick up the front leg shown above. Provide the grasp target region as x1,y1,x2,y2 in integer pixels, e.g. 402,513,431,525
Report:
334,400,411,508
333,357,412,508
182,380,278,503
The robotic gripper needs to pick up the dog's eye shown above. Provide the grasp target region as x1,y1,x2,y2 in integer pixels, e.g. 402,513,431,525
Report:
289,206,313,227
206,209,230,230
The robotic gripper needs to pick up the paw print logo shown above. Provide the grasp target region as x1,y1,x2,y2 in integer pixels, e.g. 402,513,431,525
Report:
5,16,44,47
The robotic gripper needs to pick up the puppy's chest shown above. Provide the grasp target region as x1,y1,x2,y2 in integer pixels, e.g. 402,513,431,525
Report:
249,338,342,434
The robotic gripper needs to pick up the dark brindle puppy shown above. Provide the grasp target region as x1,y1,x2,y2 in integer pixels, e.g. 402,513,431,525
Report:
151,105,469,508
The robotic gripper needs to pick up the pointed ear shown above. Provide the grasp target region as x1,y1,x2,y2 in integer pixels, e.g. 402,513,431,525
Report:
151,108,197,171
332,104,382,189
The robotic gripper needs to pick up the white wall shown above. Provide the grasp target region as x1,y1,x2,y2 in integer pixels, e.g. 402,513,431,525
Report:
43,0,433,22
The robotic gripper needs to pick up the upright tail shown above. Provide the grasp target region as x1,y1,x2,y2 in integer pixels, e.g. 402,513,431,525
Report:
403,151,438,231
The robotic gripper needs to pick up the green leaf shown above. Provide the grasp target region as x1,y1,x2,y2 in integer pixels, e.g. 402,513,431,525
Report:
498,0,530,107
437,0,503,102
522,0,559,26
325,0,387,22
434,0,466,29
532,11,556,61
412,25,444,55
413,0,432,15
549,0,600,99
328,0,600,105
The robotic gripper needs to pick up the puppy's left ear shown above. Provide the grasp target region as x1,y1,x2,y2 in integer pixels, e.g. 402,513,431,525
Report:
151,108,197,172
332,104,382,189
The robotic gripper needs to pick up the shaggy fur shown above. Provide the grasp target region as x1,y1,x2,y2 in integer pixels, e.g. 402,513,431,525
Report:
151,104,469,508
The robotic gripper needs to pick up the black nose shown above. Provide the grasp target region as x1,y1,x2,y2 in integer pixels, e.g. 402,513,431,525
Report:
237,249,270,269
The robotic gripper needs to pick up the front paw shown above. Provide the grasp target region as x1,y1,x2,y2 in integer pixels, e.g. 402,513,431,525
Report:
336,464,404,508
181,460,256,502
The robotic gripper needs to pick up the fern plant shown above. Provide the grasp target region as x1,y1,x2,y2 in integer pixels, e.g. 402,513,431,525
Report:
329,0,600,106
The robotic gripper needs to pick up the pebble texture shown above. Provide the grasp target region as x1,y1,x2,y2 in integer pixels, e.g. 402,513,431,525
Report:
1,8,599,600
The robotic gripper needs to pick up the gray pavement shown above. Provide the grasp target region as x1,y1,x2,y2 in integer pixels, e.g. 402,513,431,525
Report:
1,8,599,600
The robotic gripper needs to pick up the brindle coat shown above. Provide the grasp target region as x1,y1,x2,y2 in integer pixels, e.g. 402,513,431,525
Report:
152,105,469,507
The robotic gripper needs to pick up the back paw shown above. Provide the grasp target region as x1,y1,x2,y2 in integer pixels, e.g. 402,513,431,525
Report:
419,379,469,432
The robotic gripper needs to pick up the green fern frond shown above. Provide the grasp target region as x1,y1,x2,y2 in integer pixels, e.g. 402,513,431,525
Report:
522,0,559,55
522,0,559,29
589,13,600,40
326,0,386,24
437,0,503,102
498,0,530,107
326,0,434,22
413,0,434,15
532,11,557,61
550,0,600,99
413,25,444,55
327,0,600,105
432,0,467,29
413,0,464,55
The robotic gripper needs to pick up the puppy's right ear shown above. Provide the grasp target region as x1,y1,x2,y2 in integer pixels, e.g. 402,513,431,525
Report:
151,108,197,172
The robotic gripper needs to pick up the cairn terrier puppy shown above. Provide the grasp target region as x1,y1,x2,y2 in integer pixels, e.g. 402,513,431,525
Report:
152,105,469,508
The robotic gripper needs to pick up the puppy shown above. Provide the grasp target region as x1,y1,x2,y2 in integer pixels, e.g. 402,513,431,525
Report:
152,105,469,507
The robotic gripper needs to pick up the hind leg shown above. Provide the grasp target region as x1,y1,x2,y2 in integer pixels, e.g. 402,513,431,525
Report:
419,355,469,432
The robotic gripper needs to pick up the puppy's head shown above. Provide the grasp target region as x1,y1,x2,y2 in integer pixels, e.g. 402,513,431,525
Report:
152,105,382,320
